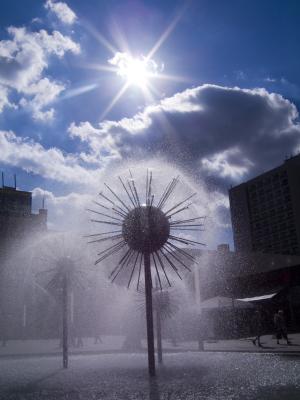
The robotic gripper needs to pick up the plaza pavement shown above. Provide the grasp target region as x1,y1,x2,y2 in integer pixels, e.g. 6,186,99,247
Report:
1,333,300,358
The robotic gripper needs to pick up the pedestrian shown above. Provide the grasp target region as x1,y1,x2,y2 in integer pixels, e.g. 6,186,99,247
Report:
274,310,291,345
94,333,102,344
76,335,84,348
252,309,263,347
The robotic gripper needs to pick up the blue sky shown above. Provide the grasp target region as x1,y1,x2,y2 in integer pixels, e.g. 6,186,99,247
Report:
0,0,300,247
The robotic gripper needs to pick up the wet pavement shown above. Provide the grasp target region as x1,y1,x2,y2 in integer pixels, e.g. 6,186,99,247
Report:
1,334,300,360
0,351,300,399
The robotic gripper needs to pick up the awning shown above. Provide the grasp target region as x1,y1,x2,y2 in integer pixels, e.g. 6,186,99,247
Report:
200,296,254,309
237,292,278,302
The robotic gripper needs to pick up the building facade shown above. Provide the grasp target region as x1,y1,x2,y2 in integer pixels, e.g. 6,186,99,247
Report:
0,185,47,245
229,154,300,255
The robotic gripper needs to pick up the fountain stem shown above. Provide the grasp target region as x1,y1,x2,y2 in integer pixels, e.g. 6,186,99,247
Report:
156,308,162,364
144,253,155,377
62,274,68,369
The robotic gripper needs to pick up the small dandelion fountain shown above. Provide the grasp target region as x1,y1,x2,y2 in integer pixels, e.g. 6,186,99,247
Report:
87,170,205,376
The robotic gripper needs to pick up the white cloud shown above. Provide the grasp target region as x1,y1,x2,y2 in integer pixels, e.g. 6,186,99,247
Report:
45,0,77,25
0,85,16,112
0,130,98,186
68,121,120,162
201,147,253,180
32,187,91,231
0,26,80,120
19,77,65,121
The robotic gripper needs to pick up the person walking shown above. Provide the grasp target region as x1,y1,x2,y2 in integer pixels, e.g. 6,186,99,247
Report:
274,310,291,345
252,309,263,347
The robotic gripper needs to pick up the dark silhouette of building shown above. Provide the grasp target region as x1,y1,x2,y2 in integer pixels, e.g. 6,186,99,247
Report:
0,177,48,341
229,154,300,255
0,181,47,244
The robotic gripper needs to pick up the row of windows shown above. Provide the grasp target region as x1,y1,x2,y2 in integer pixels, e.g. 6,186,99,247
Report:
248,170,288,192
252,246,299,256
253,218,296,229
250,211,293,223
252,230,298,242
253,239,297,247
249,187,290,202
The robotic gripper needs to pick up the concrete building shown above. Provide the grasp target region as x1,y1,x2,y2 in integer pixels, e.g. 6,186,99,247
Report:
0,184,47,245
0,179,48,341
229,154,300,255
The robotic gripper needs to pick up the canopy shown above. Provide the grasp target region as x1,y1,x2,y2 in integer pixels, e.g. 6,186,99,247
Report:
200,296,254,310
237,293,278,302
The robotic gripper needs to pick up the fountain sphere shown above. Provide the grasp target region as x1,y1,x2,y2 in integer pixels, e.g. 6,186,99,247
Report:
122,205,170,253
88,169,205,377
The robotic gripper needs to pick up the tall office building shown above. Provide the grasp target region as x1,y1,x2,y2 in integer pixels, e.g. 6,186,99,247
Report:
229,154,300,255
0,181,47,244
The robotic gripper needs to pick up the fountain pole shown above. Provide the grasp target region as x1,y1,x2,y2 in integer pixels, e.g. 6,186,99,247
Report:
144,252,155,377
62,274,68,369
156,308,162,364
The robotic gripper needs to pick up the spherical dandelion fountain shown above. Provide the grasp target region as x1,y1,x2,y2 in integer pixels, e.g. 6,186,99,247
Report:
87,169,205,376
34,233,88,369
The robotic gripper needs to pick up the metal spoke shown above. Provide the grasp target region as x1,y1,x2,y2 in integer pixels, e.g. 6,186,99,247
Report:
157,178,173,208
119,176,136,209
136,253,143,290
131,179,141,207
111,249,134,282
165,193,196,215
162,244,191,272
170,217,205,225
109,248,132,278
146,169,149,205
86,209,123,222
157,176,179,209
169,234,205,246
91,219,122,226
127,251,140,288
111,252,134,283
87,234,123,244
170,224,204,228
152,253,162,290
93,200,110,210
95,242,127,265
127,179,139,207
160,176,179,210
112,207,127,219
99,191,115,206
95,241,126,264
155,251,171,287
104,183,131,213
166,241,196,262
167,204,191,219
159,249,183,280
83,230,122,238
170,227,204,232
148,171,153,206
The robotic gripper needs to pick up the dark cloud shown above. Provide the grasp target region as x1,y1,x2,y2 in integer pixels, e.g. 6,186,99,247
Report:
92,84,300,190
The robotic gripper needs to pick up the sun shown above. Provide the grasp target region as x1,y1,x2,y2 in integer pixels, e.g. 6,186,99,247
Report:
109,52,153,89
79,10,186,119
123,58,149,88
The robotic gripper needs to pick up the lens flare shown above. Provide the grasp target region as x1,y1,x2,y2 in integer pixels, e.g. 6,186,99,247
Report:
108,52,158,89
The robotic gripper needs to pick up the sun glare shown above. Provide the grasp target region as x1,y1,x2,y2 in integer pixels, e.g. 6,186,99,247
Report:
123,58,148,87
81,9,186,119
109,53,153,89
